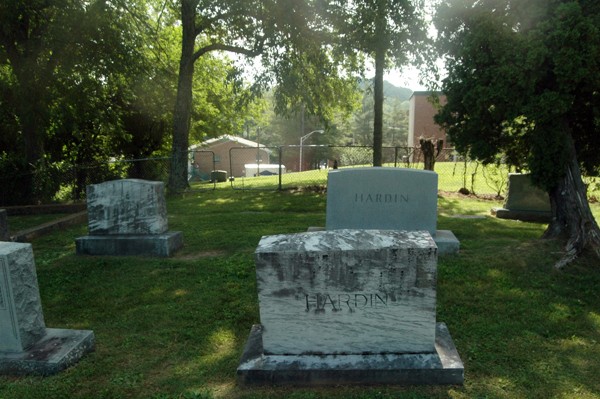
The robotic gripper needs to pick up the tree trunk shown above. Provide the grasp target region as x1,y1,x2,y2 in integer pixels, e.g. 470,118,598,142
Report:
167,0,197,194
372,47,385,167
420,138,435,171
543,134,600,269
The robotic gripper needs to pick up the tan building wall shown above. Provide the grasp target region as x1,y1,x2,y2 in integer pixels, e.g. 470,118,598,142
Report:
408,92,448,148
191,138,270,179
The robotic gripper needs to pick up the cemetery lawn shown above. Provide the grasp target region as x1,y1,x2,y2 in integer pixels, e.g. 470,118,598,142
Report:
2,189,600,399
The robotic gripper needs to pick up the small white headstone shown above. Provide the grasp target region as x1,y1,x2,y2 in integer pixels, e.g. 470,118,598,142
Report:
325,168,438,235
86,179,168,235
255,229,437,355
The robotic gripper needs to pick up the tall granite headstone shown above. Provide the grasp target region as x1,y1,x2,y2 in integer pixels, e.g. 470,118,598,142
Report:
76,179,183,257
0,242,94,375
237,229,464,386
324,167,459,254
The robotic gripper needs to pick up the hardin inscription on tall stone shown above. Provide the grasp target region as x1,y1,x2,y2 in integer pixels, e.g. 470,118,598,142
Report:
325,167,459,255
1,242,95,375
76,179,183,257
326,167,437,235
237,229,464,386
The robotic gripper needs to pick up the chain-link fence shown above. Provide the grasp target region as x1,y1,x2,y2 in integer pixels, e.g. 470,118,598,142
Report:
2,146,599,205
226,145,473,192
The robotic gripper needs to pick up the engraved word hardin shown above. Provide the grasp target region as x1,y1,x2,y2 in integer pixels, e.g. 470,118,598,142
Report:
354,193,409,203
305,293,388,313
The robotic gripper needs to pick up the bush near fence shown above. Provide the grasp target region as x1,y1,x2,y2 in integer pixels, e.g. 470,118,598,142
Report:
1,146,598,205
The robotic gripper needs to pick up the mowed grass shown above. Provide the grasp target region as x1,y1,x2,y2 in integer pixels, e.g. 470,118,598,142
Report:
1,188,600,399
221,162,600,201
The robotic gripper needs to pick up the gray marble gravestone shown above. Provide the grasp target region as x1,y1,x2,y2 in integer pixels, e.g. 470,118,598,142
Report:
237,229,464,386
75,179,183,257
0,242,94,375
323,167,459,255
492,173,552,223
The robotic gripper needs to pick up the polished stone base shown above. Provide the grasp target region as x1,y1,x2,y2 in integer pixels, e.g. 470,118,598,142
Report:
237,322,464,387
0,328,95,376
491,207,552,223
75,231,183,257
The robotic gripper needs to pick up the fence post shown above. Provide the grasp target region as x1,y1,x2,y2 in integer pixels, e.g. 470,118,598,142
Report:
278,146,283,191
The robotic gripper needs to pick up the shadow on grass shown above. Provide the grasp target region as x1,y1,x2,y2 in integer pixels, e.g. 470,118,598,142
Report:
2,191,599,399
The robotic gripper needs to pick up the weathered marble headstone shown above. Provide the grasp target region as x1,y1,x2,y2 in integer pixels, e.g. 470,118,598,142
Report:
324,167,459,254
0,209,8,241
237,229,464,386
76,179,183,256
0,242,94,375
492,173,552,222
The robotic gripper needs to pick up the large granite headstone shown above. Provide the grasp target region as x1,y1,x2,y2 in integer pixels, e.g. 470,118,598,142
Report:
0,242,94,375
0,209,8,241
237,229,464,386
76,179,183,257
324,167,459,255
492,173,552,222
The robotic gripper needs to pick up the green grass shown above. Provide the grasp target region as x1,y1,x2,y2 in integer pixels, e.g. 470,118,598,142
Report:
218,162,600,201
6,213,70,235
1,189,600,399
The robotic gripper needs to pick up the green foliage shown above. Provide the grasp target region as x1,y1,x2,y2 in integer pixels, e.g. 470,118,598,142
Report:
434,0,600,191
338,147,373,166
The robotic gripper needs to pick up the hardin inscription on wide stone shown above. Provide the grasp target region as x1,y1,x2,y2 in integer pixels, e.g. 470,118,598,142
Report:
326,167,438,235
87,179,168,235
255,229,437,355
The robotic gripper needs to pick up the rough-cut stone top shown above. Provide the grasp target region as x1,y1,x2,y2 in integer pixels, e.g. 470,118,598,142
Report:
257,229,435,253
325,167,439,235
86,179,168,235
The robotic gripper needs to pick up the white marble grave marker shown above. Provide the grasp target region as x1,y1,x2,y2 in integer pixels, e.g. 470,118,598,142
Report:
0,243,45,352
87,179,168,235
255,229,437,355
1,242,95,375
76,179,183,257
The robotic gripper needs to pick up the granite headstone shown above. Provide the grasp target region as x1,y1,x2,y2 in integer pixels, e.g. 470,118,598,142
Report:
76,179,183,257
324,167,459,254
237,229,464,386
492,173,552,222
0,242,94,375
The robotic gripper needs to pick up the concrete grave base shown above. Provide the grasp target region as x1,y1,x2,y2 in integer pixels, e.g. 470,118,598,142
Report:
435,230,460,255
75,231,183,257
237,323,464,386
306,227,459,255
0,328,95,376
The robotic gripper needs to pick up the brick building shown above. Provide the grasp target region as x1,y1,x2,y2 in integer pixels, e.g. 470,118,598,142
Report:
408,91,448,149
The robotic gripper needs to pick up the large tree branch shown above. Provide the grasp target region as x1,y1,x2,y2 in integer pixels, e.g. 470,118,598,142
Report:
192,38,264,62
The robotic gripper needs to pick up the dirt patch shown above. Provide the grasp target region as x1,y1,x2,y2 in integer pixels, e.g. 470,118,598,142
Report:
438,190,504,201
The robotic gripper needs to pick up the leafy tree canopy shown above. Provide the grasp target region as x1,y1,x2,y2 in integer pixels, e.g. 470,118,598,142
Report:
434,0,600,268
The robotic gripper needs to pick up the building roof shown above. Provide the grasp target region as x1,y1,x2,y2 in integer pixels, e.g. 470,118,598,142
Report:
409,91,445,99
190,135,270,151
